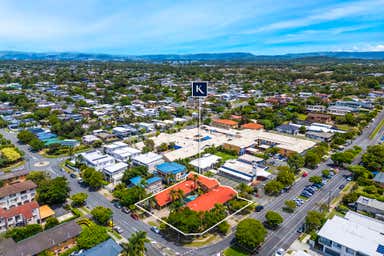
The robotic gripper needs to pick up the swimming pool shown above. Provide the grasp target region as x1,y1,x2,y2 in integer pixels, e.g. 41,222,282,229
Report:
185,194,198,203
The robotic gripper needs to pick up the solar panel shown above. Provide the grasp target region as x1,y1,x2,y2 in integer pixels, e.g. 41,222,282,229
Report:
377,244,384,254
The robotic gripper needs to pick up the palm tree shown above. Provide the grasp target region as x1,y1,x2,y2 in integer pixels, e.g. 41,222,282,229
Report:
169,189,179,202
192,173,199,190
121,231,150,256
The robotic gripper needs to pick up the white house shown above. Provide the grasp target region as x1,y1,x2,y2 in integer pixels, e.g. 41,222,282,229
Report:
131,152,164,173
103,162,128,185
317,211,384,256
79,151,115,171
103,141,129,155
109,147,141,162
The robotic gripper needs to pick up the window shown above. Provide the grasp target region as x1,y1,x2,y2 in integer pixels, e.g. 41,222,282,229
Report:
332,241,342,249
319,237,332,247
324,247,340,256
346,247,354,255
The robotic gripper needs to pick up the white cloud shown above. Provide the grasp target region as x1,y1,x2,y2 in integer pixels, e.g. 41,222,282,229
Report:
243,0,384,34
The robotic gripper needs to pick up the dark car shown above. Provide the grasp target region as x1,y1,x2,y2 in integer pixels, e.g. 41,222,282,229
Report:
113,202,122,209
122,207,130,214
255,205,264,212
131,213,139,220
339,184,345,189
70,173,77,178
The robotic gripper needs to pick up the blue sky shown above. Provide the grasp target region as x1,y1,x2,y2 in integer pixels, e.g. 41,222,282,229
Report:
0,0,383,55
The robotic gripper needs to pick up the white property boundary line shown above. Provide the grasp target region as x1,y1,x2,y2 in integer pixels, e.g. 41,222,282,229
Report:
134,172,254,236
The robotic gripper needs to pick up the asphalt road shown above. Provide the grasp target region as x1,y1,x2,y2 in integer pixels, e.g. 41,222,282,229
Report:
0,129,186,256
1,109,383,256
191,109,384,256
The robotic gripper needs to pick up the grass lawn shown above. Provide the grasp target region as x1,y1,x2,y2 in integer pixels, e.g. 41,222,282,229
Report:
369,118,384,139
215,152,237,161
185,234,218,247
224,246,249,256
297,113,307,121
336,124,353,131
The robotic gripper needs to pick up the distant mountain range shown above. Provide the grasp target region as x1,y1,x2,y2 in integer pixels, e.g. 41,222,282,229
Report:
0,50,383,62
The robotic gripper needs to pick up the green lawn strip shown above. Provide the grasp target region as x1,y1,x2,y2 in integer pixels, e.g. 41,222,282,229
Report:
215,152,237,161
369,118,384,139
224,245,249,256
0,160,25,173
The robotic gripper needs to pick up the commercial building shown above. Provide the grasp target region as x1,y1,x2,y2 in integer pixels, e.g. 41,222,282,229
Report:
131,152,164,173
317,211,384,256
103,162,128,184
218,159,271,183
189,154,221,172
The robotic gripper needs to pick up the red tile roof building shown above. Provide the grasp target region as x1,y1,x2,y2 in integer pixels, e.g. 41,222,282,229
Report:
154,173,237,212
186,186,237,212
212,119,238,129
0,201,41,232
241,123,264,130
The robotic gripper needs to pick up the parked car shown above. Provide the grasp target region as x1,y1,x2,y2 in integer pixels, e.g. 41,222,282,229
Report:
339,184,345,189
302,171,308,177
151,226,160,234
122,207,130,214
275,248,285,256
131,213,139,220
255,205,264,212
113,225,124,234
70,173,77,178
113,202,122,209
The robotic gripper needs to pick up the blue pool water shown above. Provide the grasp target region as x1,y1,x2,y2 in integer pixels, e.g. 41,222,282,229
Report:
185,195,198,203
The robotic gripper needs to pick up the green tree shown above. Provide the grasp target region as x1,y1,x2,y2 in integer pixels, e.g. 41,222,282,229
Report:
305,211,325,231
304,151,320,169
29,138,44,151
284,200,297,213
27,171,49,186
77,224,109,249
37,177,70,205
264,180,284,196
217,221,230,235
361,144,384,171
309,175,323,184
91,206,113,225
287,153,304,173
322,169,330,177
265,211,283,229
5,224,43,242
276,167,295,186
44,217,59,230
71,192,88,207
122,231,150,256
81,167,104,190
235,218,267,251
17,130,36,144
